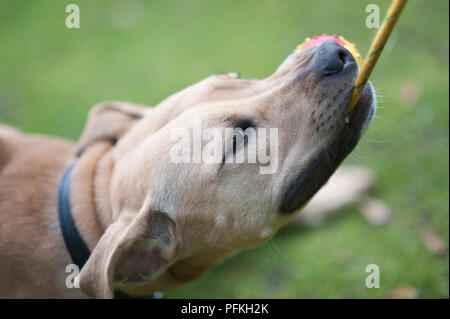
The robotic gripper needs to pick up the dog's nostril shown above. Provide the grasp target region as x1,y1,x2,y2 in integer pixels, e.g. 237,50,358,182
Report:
323,56,344,76
314,40,354,77
338,50,348,64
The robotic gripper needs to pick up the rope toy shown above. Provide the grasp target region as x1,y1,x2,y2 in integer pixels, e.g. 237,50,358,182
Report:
294,0,407,112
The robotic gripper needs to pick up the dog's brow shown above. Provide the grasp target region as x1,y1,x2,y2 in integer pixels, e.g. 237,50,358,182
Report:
234,118,255,130
223,116,255,129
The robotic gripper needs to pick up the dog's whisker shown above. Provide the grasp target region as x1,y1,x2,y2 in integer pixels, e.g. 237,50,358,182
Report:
349,149,367,158
266,237,284,255
373,115,389,123
364,138,390,143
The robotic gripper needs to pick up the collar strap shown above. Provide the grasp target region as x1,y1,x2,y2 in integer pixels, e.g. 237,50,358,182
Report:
57,163,157,299
57,163,91,269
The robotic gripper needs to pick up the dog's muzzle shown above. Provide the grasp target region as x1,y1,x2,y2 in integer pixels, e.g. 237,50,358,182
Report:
280,41,376,214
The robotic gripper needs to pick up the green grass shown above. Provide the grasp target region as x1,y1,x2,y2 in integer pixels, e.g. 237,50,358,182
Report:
0,0,448,298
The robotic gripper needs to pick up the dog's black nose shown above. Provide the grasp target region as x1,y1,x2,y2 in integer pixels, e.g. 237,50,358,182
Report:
313,40,355,77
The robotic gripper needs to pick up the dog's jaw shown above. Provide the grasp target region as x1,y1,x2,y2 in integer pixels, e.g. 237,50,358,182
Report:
279,82,376,214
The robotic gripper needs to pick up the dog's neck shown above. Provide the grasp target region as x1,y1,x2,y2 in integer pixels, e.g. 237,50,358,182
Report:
69,142,115,250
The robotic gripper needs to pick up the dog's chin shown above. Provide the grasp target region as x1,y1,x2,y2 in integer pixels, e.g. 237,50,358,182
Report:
280,83,376,214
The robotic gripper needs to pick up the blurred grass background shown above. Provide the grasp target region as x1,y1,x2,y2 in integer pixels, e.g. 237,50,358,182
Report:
0,0,448,298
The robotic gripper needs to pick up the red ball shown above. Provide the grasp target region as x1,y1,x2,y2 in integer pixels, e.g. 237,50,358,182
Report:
298,33,346,50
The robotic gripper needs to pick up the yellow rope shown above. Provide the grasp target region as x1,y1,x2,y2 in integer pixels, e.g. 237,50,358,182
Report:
347,0,407,112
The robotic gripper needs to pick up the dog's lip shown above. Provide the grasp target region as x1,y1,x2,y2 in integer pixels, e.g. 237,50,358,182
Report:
279,83,374,214
342,83,374,143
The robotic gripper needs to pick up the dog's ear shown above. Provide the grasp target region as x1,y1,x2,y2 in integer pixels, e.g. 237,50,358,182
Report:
75,101,147,156
79,209,179,299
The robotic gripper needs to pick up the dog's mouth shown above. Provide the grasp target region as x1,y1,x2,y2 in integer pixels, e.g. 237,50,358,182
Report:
280,83,376,213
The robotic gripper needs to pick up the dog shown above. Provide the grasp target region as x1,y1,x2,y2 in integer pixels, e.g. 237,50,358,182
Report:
0,40,376,298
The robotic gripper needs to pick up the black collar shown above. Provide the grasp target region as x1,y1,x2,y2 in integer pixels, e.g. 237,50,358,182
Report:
57,163,157,299
57,163,91,269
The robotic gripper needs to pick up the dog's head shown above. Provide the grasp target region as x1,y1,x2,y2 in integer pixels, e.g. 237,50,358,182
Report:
77,40,376,298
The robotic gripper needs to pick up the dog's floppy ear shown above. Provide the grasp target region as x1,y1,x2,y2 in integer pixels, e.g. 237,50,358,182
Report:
79,209,179,299
75,101,147,156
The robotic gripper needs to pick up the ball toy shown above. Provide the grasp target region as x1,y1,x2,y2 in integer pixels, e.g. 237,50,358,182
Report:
294,33,364,69
293,0,407,112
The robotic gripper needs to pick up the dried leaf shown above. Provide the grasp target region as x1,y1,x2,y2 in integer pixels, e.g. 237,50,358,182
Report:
399,80,423,109
420,227,447,256
388,284,418,299
360,198,392,226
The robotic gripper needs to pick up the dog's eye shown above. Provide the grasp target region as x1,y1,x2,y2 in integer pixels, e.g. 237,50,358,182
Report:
232,119,254,153
221,119,256,164
233,130,248,153
235,119,254,132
